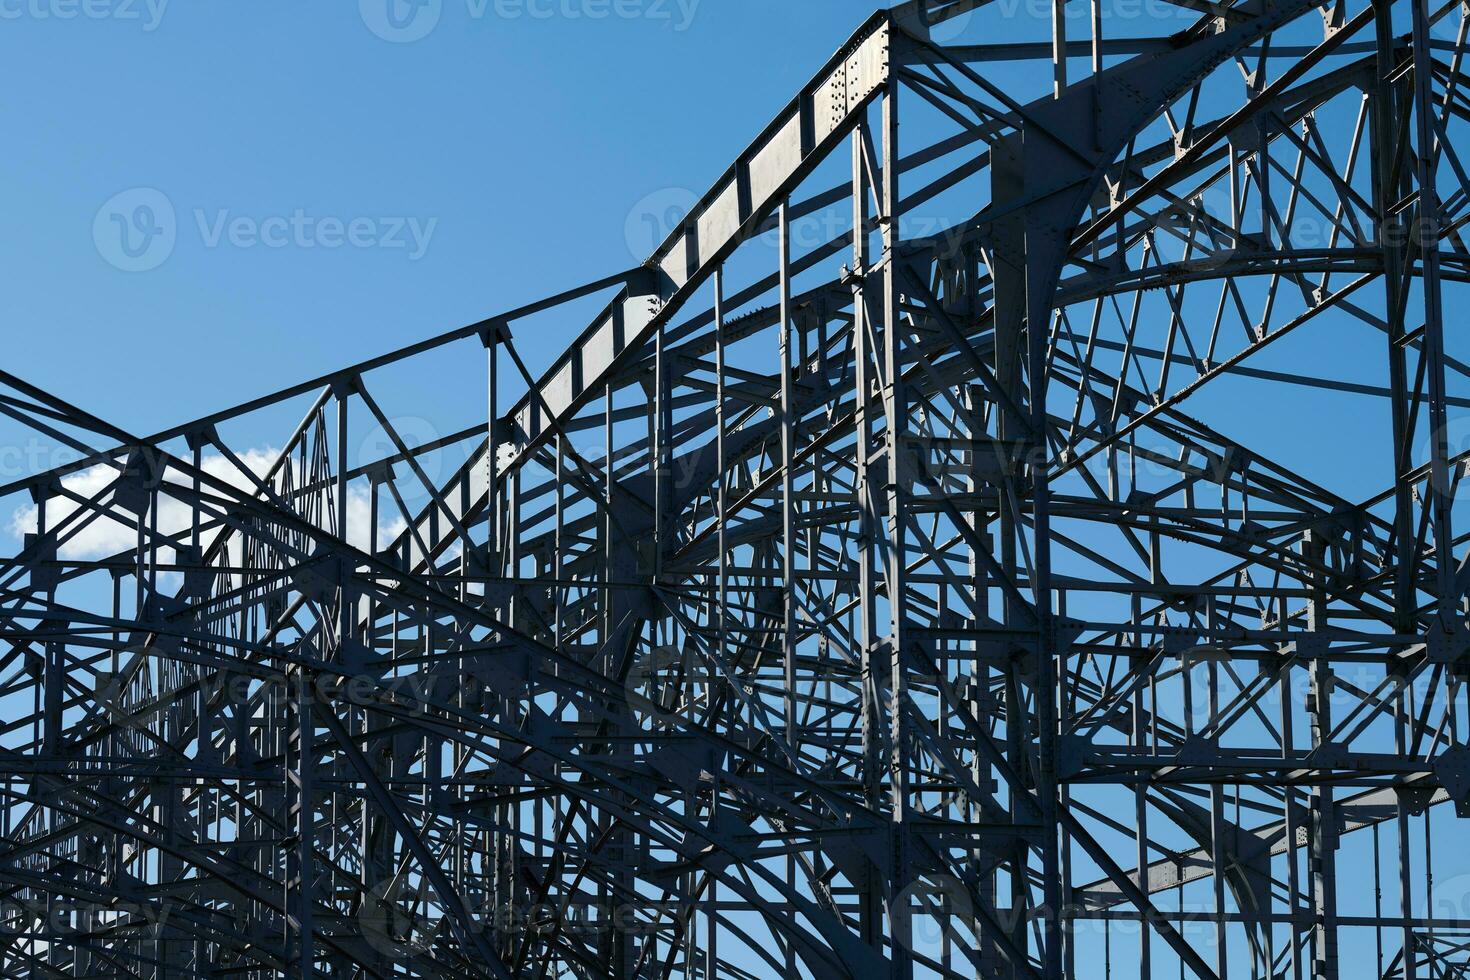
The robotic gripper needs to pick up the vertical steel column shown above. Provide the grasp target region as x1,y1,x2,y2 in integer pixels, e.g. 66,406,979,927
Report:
1410,0,1457,618
1369,19,1422,979
1282,654,1303,980
1371,0,1420,642
1209,651,1228,979
1133,673,1152,980
555,433,564,650
1024,136,1064,980
778,198,799,980
853,113,886,952
1303,531,1338,980
780,201,797,754
485,325,502,586
655,311,670,587
602,377,617,970
992,130,1031,979
879,76,913,980
1051,0,1067,95
711,265,727,980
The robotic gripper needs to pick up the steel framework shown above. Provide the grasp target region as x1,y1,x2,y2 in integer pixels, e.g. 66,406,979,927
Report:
4,0,1470,975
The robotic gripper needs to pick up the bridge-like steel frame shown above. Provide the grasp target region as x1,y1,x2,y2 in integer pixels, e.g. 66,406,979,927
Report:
2,0,1469,975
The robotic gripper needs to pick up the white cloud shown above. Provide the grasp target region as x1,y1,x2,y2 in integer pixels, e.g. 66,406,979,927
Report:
9,447,406,562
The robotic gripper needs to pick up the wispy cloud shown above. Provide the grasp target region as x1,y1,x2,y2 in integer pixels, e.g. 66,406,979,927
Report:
9,448,405,562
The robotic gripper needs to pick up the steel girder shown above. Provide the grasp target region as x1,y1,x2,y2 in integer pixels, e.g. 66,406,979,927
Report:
3,0,1470,976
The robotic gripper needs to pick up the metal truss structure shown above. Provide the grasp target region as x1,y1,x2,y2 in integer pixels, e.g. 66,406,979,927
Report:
6,0,1470,975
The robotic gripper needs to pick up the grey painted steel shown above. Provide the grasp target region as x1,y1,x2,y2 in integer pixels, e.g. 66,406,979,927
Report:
1,0,1469,975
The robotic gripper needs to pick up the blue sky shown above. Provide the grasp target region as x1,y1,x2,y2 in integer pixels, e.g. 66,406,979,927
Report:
1,0,877,435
